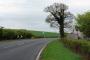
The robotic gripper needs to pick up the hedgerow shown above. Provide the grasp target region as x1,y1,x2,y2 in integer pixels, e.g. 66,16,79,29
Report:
62,39,90,60
0,29,32,40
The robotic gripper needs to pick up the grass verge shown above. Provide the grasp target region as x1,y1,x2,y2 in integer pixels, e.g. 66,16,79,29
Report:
40,40,82,60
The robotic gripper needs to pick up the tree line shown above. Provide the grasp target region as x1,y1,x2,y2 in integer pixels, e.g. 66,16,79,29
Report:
0,29,32,40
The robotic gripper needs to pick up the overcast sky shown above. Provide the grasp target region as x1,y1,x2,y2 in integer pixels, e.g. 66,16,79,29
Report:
0,0,90,32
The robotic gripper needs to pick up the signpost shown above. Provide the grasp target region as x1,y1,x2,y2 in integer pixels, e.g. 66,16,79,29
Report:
42,32,45,38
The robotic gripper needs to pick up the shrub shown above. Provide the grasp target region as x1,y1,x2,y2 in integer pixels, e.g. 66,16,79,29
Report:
1,29,33,40
62,39,90,60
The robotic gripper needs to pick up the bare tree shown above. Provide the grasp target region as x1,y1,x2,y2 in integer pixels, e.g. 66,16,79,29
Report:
44,3,73,38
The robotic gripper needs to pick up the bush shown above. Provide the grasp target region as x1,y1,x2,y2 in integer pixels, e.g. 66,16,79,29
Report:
1,29,33,40
62,39,90,60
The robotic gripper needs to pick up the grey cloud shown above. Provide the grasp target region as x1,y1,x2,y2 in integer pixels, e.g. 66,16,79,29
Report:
0,0,90,32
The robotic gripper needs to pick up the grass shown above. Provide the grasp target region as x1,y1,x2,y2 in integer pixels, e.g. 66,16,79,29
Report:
30,30,59,38
41,40,82,60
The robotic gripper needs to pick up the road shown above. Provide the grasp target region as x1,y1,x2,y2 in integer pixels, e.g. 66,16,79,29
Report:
0,38,54,60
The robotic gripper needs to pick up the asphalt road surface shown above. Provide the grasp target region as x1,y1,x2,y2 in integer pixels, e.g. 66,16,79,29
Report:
0,38,54,60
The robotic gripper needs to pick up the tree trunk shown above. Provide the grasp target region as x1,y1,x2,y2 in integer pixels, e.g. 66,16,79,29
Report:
60,23,64,38
58,11,65,38
58,21,64,38
60,9,65,39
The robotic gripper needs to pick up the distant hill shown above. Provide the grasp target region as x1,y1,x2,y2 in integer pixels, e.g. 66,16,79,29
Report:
30,30,59,38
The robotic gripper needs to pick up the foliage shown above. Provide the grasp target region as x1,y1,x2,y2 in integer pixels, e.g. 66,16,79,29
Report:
0,27,3,39
0,29,32,40
44,3,73,38
0,29,59,40
2,29,17,39
76,12,90,37
62,39,90,60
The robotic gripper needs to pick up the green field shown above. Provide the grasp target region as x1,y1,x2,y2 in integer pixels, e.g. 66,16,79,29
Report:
30,30,59,38
41,40,82,60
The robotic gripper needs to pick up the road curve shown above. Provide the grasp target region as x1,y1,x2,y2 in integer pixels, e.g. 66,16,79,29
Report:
0,38,54,60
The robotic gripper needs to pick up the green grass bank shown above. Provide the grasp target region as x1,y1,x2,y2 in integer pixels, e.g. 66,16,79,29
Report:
30,30,59,38
41,40,82,60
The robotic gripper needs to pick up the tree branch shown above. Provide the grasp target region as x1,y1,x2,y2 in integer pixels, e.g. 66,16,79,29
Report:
50,12,59,21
